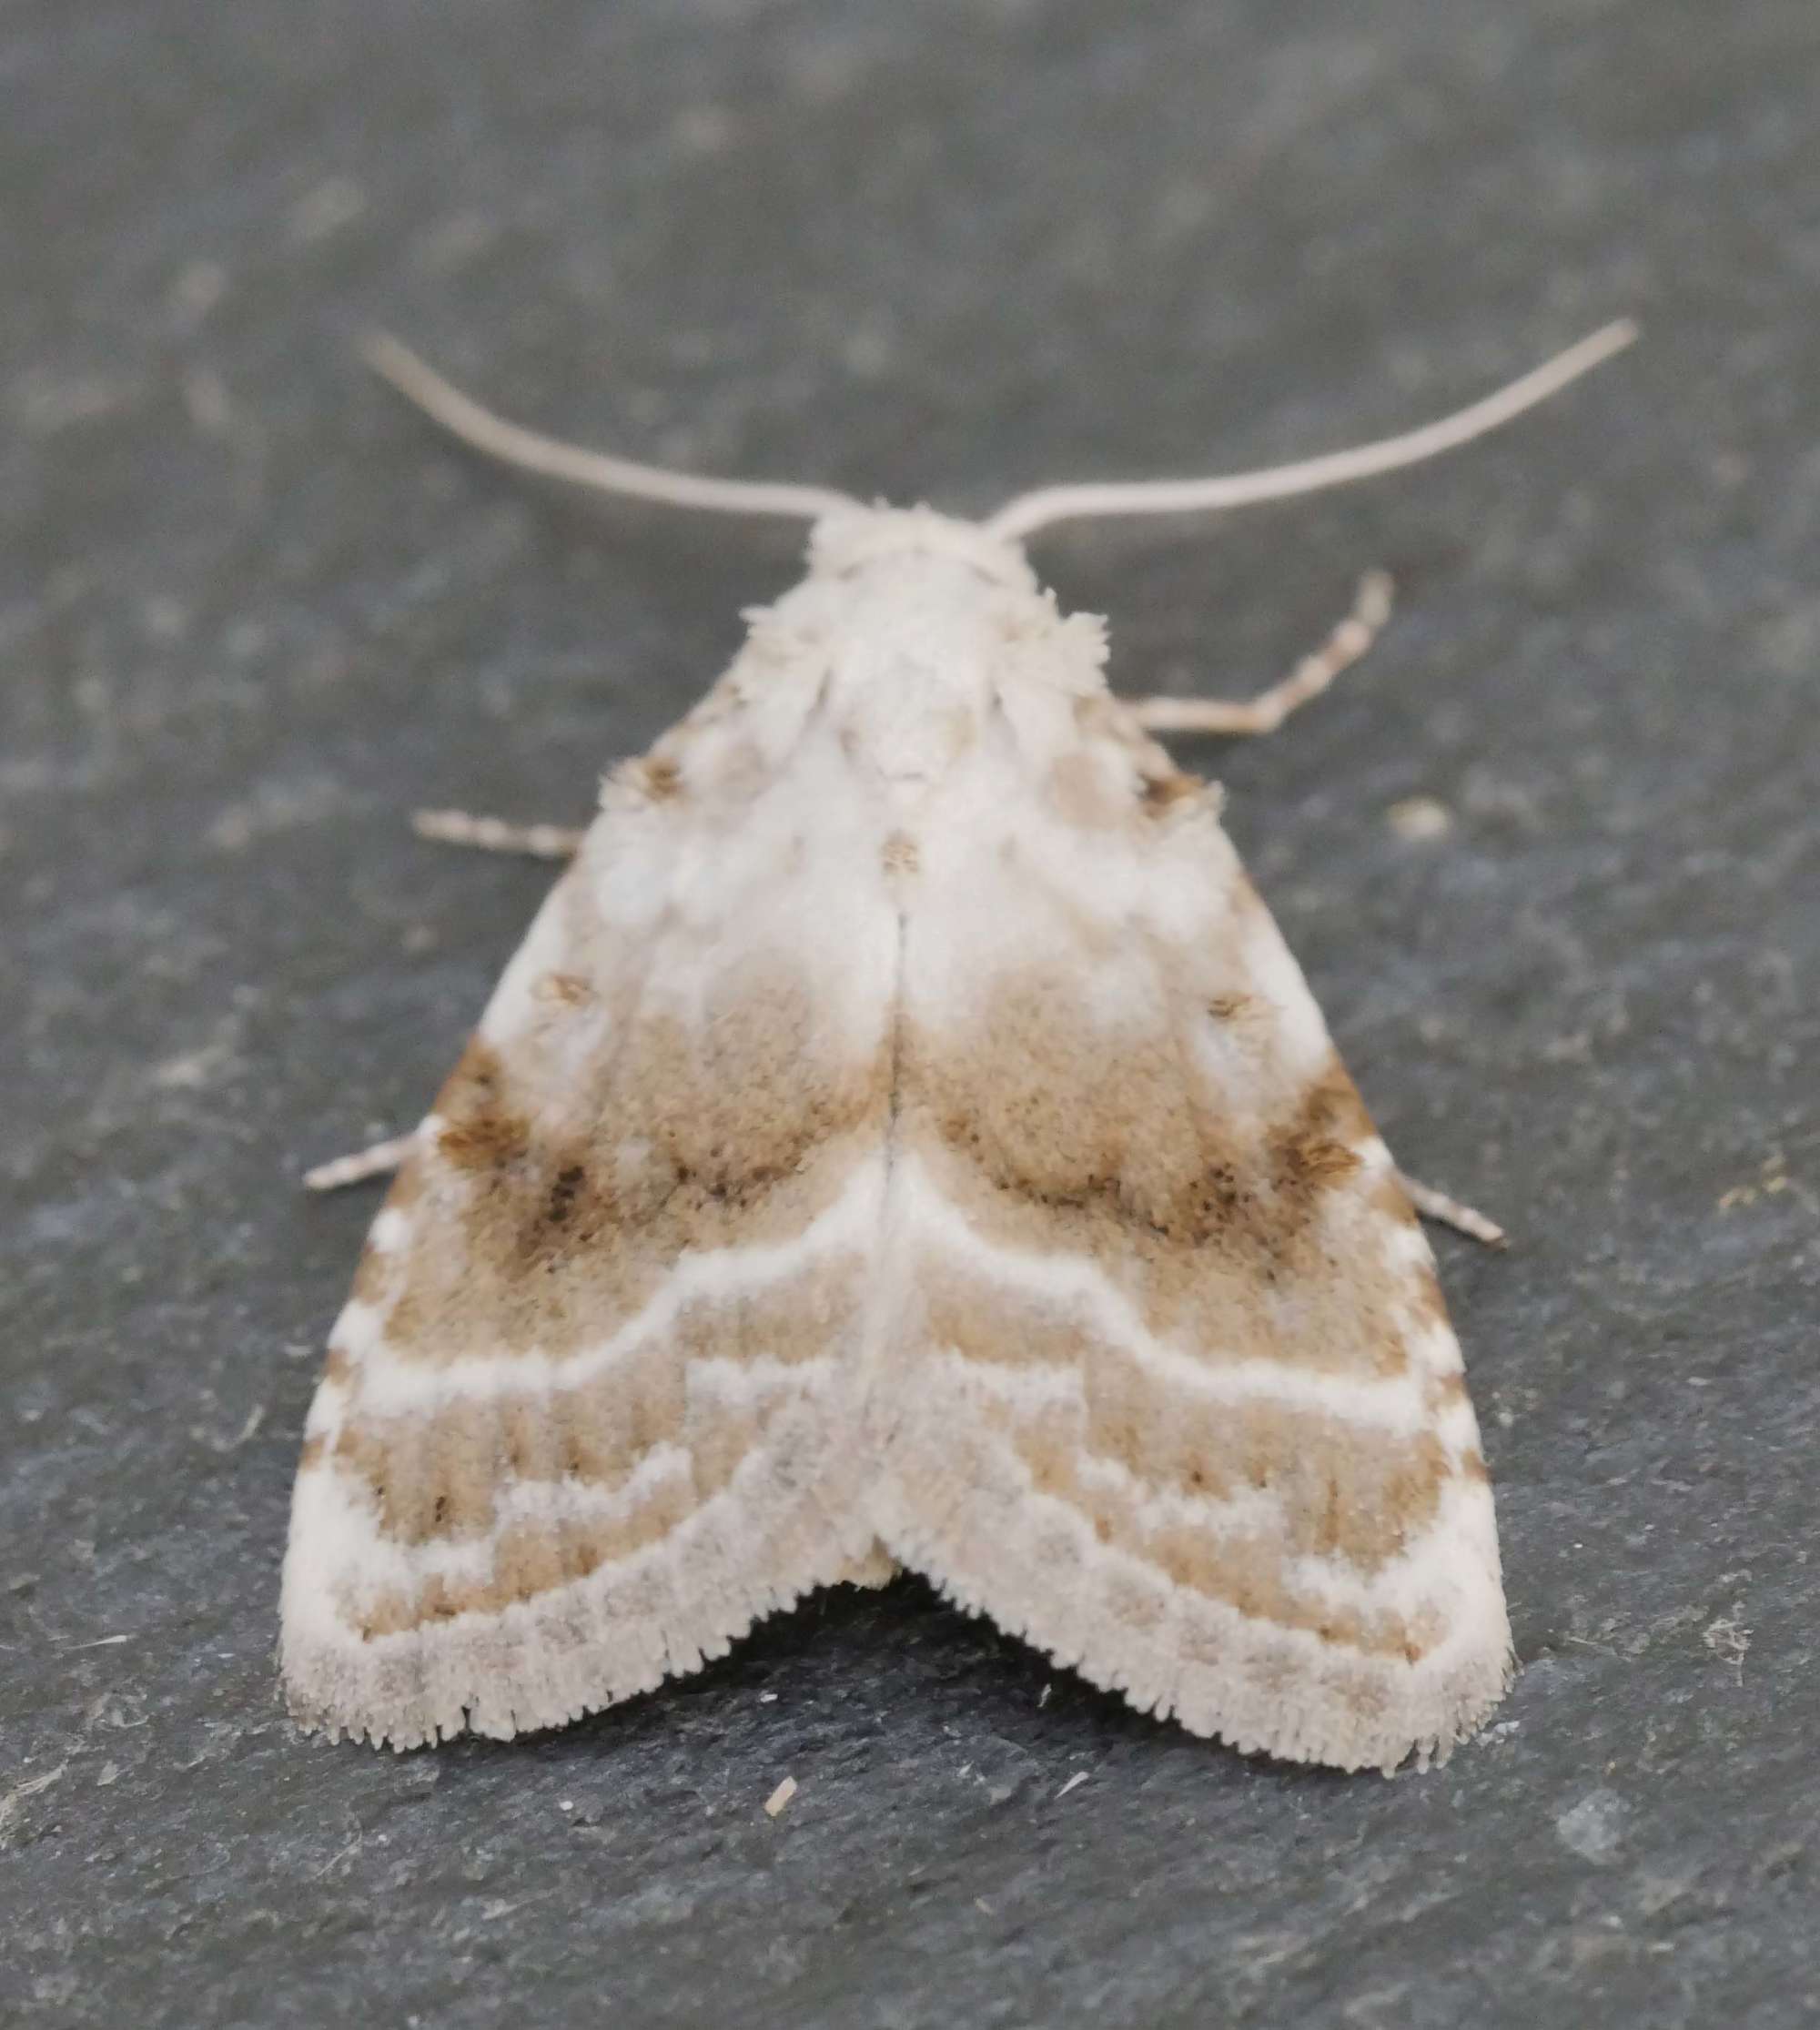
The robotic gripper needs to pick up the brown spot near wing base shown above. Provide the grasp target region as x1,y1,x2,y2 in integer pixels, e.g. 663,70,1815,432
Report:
435,1038,531,1174
1268,1065,1371,1207
1140,769,1202,814
533,972,592,1007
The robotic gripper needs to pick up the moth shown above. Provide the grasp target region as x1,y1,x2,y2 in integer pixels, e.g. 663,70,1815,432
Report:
283,321,1633,1771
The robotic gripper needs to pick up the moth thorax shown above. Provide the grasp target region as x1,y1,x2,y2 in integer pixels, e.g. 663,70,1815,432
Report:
834,655,982,787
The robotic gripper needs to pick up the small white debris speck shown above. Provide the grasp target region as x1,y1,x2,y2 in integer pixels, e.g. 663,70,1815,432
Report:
1388,794,1454,842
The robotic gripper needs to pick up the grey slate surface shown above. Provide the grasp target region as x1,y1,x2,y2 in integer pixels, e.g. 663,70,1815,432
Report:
5,1,1818,2024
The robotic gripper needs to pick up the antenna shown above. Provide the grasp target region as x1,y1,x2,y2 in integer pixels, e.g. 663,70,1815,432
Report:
984,321,1638,541
361,335,863,524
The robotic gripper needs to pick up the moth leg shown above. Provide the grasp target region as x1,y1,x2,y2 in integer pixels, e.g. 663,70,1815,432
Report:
411,808,585,859
1126,569,1393,737
303,1129,420,1193
1398,1170,1507,1248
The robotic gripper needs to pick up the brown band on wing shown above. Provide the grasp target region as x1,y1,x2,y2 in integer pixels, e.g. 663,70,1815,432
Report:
368,959,890,1366
352,1475,699,1641
329,1252,864,1550
921,1275,1453,1571
987,1399,1441,1664
905,997,1422,1377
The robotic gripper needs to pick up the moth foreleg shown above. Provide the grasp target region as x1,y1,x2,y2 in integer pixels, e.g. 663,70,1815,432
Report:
411,809,585,859
1126,569,1393,737
303,1129,420,1193
1398,1170,1507,1248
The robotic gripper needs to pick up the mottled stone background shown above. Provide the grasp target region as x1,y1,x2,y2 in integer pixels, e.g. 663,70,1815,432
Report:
5,2,1817,2024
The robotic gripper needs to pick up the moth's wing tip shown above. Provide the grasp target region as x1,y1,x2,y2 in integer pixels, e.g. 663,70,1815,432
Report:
875,1476,1512,1775
277,1500,883,1753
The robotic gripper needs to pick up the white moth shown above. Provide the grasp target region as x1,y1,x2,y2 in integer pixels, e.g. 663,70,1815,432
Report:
283,321,1634,1771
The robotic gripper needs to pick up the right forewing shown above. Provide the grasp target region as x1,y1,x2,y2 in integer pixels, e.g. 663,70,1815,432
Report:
868,708,1510,1772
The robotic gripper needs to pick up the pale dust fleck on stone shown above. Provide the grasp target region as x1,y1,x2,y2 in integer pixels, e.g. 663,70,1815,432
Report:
1555,1787,1627,1864
1387,794,1453,843
0,1760,68,1843
184,369,233,437
207,775,346,851
151,1038,237,1091
842,325,895,380
169,258,228,324
290,177,368,244
1703,1603,1751,1682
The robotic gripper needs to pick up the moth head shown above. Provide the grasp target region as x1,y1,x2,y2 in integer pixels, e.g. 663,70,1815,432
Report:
775,504,1111,741
807,504,1037,593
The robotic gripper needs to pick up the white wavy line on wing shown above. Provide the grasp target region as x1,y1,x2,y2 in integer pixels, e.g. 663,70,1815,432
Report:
336,1157,885,1414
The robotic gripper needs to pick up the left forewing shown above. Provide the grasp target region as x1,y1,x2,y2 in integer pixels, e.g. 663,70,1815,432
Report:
283,732,898,1748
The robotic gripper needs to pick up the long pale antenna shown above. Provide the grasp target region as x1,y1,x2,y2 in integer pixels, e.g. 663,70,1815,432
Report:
360,335,864,524
983,320,1638,542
